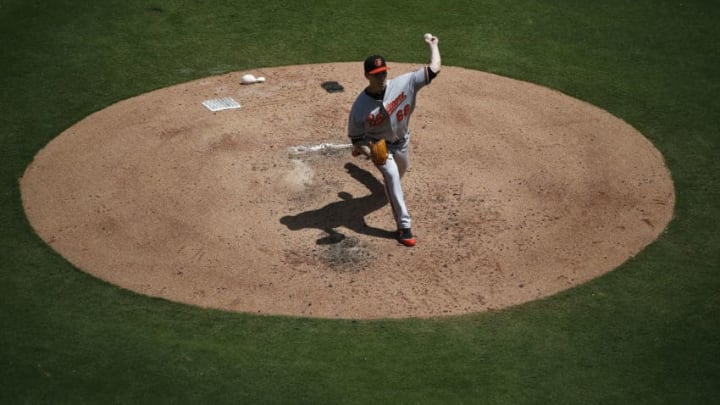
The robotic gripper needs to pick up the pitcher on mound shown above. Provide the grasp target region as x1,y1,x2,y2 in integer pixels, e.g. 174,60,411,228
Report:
347,33,442,247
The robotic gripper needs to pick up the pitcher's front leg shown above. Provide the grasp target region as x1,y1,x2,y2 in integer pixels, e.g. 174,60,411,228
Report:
378,154,411,230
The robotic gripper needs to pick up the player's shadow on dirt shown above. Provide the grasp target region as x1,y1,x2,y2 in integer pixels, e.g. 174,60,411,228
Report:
280,162,395,244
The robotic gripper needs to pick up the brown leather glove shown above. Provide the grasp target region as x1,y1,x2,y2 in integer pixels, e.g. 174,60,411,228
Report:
369,139,388,165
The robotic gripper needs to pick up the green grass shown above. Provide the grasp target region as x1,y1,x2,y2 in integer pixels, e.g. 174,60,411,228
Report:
2,0,719,403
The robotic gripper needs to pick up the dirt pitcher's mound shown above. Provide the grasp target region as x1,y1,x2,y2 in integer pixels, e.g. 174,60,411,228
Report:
20,63,674,319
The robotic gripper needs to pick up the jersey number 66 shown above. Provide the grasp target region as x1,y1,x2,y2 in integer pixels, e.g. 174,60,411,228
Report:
396,104,411,122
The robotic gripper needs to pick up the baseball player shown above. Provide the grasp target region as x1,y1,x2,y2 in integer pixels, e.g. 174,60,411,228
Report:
348,33,441,247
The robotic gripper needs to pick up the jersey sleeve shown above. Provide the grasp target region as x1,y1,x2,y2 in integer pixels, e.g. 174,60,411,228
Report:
347,102,366,142
412,66,433,89
348,117,364,141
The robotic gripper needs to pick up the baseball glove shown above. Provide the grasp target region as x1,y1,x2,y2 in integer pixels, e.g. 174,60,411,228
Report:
369,139,388,165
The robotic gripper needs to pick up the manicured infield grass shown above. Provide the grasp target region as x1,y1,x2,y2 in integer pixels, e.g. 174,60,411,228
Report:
1,0,718,403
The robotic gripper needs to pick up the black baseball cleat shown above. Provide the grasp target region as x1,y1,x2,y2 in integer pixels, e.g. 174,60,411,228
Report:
397,228,416,247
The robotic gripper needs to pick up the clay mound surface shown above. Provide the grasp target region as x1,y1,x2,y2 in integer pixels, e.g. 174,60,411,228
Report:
20,63,675,319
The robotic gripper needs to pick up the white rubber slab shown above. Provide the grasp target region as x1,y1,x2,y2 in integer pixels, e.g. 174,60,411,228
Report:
202,97,241,112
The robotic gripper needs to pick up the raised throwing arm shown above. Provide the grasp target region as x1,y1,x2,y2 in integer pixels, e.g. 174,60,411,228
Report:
424,33,441,73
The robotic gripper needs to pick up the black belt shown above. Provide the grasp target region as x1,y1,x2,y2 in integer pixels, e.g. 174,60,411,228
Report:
388,137,406,146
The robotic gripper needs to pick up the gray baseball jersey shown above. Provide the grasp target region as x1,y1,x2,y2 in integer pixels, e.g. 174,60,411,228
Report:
348,66,433,144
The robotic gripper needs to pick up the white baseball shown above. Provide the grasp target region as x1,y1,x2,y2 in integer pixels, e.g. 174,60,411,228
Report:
424,33,433,41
